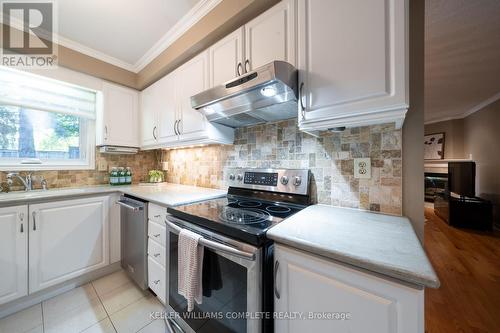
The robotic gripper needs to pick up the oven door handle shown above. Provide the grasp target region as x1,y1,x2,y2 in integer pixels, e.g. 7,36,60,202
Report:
166,220,256,261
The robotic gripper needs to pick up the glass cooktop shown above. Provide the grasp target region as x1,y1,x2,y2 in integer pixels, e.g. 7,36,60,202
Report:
167,195,305,246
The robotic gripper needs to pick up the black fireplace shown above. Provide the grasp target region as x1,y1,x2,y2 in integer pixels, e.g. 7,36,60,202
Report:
424,172,448,202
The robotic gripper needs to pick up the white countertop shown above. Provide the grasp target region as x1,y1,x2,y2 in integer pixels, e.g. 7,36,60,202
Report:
267,205,440,289
0,183,226,207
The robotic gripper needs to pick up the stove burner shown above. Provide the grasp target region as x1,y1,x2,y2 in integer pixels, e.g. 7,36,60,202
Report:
238,201,262,208
266,205,292,214
220,207,270,225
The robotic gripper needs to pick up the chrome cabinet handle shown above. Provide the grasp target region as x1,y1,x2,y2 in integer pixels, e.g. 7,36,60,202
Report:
173,120,178,135
20,223,24,233
154,233,160,238
244,59,250,73
154,214,161,218
176,119,181,135
152,126,157,140
274,260,280,299
299,82,305,119
237,62,243,76
154,253,160,258
32,211,36,231
154,279,160,284
104,125,108,140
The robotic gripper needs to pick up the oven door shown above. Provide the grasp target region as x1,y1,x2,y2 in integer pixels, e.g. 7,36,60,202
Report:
165,216,262,333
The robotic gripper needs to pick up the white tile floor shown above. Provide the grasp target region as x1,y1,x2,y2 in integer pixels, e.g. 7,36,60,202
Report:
0,271,166,333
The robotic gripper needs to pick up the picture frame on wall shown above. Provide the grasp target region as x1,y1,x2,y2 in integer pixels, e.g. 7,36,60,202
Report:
424,132,445,160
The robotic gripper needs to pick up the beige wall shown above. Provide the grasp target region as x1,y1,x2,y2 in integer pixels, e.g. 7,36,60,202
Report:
425,119,465,159
462,100,500,225
403,0,425,241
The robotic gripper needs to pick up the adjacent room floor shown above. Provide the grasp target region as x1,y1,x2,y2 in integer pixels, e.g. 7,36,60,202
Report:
424,207,500,332
0,271,165,333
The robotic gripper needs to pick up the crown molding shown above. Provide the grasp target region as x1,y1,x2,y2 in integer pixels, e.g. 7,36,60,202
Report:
3,0,223,73
424,91,500,124
132,0,223,73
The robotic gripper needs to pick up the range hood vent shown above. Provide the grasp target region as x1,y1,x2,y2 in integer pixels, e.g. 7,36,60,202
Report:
99,146,139,155
191,61,298,128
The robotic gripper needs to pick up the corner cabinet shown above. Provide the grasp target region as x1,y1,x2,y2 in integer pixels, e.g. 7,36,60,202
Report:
97,81,140,147
0,205,28,305
297,0,409,132
29,196,109,293
140,51,234,150
274,245,424,333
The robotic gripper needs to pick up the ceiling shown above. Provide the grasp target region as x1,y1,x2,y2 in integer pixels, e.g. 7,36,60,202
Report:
424,0,500,123
56,0,202,72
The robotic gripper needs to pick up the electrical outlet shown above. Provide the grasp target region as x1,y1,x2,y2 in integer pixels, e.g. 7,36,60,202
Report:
98,159,108,172
354,158,371,179
161,161,169,171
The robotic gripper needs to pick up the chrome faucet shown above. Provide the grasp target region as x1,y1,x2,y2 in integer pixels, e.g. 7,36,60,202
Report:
6,173,33,191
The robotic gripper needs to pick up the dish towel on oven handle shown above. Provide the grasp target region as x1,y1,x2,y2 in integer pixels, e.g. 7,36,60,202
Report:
178,229,205,312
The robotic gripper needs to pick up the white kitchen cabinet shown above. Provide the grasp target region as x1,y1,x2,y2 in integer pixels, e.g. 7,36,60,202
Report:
98,81,140,147
0,206,28,305
297,0,409,132
29,197,109,293
109,193,121,264
209,28,244,87
274,245,424,333
140,51,234,150
244,0,296,71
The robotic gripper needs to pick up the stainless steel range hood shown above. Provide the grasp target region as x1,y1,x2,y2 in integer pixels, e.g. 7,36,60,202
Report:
191,61,298,128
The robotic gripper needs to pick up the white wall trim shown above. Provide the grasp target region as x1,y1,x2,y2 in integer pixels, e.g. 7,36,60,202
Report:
3,0,223,73
132,0,223,72
425,91,500,124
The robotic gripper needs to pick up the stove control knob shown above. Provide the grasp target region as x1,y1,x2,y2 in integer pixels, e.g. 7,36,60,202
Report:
229,174,235,181
280,176,289,185
237,174,243,181
293,176,302,186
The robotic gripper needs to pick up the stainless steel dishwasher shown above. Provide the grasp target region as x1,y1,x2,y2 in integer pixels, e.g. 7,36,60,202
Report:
117,195,148,290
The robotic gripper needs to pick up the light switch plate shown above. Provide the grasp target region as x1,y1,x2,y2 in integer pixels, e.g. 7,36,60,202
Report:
354,158,371,179
98,159,108,172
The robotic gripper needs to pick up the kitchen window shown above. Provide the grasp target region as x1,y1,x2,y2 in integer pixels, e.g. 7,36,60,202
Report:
0,67,97,170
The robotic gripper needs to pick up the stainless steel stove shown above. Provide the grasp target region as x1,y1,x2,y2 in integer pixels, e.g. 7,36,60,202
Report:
165,168,311,333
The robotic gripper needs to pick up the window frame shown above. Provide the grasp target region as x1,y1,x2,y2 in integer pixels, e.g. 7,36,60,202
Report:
0,70,98,171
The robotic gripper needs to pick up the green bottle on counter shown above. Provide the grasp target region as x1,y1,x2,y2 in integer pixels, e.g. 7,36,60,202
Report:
110,167,119,185
118,167,126,185
125,167,132,184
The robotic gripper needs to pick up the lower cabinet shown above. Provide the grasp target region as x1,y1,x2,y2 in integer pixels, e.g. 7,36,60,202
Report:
274,245,424,333
147,203,167,304
29,196,110,293
0,205,28,305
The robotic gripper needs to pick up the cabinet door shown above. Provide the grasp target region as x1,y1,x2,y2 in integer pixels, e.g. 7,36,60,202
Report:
29,197,109,293
177,51,209,139
274,245,423,333
297,0,408,129
245,0,296,71
101,82,140,147
156,73,179,144
140,84,159,148
0,206,28,305
209,28,244,87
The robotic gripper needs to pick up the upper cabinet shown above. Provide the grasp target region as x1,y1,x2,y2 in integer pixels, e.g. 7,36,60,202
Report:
297,0,409,132
244,0,296,71
140,51,234,150
209,28,244,87
97,82,140,147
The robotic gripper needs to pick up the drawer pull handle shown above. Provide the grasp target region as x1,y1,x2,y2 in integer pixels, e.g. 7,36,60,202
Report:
154,214,161,218
154,253,161,257
154,280,160,285
154,233,160,238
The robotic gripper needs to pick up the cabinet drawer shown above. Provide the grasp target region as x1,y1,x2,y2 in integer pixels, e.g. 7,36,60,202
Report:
148,221,166,247
148,257,165,304
148,203,167,225
148,238,166,268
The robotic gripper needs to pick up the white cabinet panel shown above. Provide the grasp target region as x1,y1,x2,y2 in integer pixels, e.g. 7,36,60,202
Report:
99,82,139,147
209,28,244,86
298,0,408,131
148,256,165,304
0,206,28,305
156,74,178,144
29,197,109,293
274,245,423,333
245,0,296,71
148,221,166,248
140,83,159,147
177,51,209,138
109,193,121,264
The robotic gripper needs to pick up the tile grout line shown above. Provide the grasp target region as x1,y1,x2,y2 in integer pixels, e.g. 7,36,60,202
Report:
89,281,118,333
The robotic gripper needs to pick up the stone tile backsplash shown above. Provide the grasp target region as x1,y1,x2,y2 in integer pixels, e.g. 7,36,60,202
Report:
165,119,403,215
0,149,160,192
